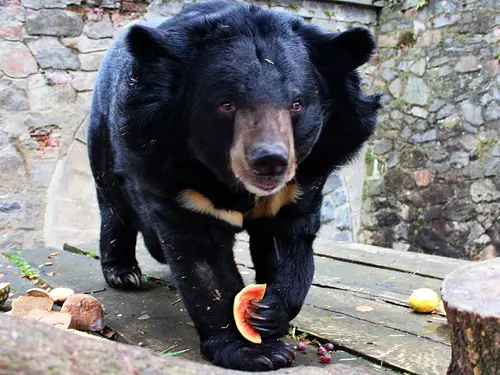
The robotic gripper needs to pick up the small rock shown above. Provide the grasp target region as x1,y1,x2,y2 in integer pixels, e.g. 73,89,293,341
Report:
320,197,335,223
438,65,452,77
402,76,430,106
26,10,83,37
334,206,351,231
410,58,426,76
322,172,342,195
450,151,470,169
428,149,448,162
61,35,112,53
373,139,393,155
428,99,445,112
378,34,397,48
381,69,397,82
484,101,500,122
444,202,476,221
0,202,21,213
331,190,347,208
433,14,460,28
470,179,500,203
399,204,411,221
0,41,38,78
484,157,500,177
463,123,479,134
421,129,437,142
35,48,80,70
409,107,428,119
137,314,150,320
455,55,480,73
388,78,403,98
428,56,450,68
44,71,73,84
413,170,432,187
458,135,478,152
71,71,97,91
387,152,399,169
84,13,114,39
0,80,29,111
436,104,456,120
461,101,484,126
79,51,106,71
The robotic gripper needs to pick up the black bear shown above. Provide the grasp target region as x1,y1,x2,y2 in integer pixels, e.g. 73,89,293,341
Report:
87,0,380,371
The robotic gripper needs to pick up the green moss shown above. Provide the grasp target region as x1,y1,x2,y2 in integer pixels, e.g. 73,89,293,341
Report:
365,150,374,163
417,207,424,214
415,218,425,227
285,3,300,11
4,251,45,285
324,10,333,17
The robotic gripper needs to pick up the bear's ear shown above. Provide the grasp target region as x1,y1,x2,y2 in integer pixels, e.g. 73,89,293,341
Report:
126,24,171,63
299,26,376,72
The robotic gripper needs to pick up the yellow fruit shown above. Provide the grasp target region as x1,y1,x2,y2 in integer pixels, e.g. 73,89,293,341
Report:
0,282,10,308
409,288,440,313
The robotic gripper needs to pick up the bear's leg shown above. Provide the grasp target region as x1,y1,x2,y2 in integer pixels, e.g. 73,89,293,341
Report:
96,189,142,289
245,187,323,339
162,228,295,371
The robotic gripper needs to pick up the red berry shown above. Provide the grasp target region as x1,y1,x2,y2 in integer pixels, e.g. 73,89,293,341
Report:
325,343,334,352
317,346,327,355
320,354,332,363
297,342,307,351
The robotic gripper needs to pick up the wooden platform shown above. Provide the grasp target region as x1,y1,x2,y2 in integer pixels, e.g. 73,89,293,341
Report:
1,235,471,375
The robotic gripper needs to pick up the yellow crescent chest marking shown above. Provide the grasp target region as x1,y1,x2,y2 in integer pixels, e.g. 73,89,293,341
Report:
178,184,301,227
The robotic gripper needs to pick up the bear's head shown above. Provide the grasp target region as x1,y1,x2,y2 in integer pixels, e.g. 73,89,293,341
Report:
125,2,378,196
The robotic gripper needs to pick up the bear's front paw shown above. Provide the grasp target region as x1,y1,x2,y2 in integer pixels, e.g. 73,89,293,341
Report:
201,334,295,371
102,264,142,290
246,293,290,338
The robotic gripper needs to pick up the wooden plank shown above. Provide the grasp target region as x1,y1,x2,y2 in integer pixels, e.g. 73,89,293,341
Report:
312,238,470,280
305,286,451,345
235,234,469,280
237,264,451,345
234,241,445,307
293,304,449,375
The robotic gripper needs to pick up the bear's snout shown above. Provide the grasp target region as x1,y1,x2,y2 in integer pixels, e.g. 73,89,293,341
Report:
230,106,296,196
248,142,289,178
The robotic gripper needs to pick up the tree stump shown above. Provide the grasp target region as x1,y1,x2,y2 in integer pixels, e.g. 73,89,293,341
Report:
441,257,500,375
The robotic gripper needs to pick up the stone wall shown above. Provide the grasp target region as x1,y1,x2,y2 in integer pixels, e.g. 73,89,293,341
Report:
360,0,500,260
0,0,379,250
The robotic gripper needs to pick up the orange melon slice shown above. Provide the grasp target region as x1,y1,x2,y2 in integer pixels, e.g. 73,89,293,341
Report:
233,283,267,344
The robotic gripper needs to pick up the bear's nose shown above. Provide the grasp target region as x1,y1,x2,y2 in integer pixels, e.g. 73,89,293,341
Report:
248,143,289,177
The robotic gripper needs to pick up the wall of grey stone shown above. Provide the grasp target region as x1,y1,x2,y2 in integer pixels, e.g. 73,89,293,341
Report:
0,0,379,249
359,0,499,260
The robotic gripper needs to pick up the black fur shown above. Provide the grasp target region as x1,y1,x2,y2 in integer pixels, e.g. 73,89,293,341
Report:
88,1,380,371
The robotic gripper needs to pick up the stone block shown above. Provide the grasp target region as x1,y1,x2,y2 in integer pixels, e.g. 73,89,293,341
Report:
484,101,500,122
470,179,500,203
0,41,38,78
402,76,430,106
61,34,112,53
413,169,431,187
26,10,83,37
322,172,342,195
27,73,77,112
83,13,114,39
455,55,480,73
79,51,106,71
0,5,25,41
460,101,484,126
0,79,29,111
71,71,97,91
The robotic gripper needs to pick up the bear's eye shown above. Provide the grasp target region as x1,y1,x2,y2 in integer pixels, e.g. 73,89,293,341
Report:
219,102,235,112
290,101,303,112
